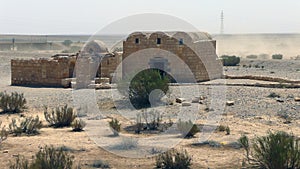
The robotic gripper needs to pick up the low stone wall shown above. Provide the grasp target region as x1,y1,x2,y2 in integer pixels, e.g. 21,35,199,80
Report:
11,58,71,87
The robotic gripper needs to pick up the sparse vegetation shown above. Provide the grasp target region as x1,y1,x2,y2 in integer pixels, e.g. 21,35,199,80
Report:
132,110,170,134
128,69,169,109
225,126,230,135
0,121,8,147
109,118,121,136
115,137,138,150
135,113,143,134
239,131,300,169
220,55,240,66
267,92,280,98
44,105,76,128
0,92,26,114
71,118,86,132
9,155,29,169
217,125,230,135
9,145,74,169
91,160,110,168
177,119,199,138
217,125,226,132
272,54,283,60
9,116,42,136
155,149,192,169
238,135,250,163
141,110,162,130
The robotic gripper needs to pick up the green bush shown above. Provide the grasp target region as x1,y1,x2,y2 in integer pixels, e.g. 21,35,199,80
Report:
0,121,8,146
272,54,283,59
239,131,300,169
109,118,121,136
71,118,86,132
177,119,199,138
9,145,74,169
155,149,192,169
220,55,240,66
44,105,76,128
128,69,169,109
9,116,42,136
0,92,26,114
62,40,73,47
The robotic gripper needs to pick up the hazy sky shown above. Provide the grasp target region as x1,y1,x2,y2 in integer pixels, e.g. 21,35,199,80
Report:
0,0,299,34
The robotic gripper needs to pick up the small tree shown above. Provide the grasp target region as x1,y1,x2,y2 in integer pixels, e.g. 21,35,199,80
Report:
128,69,169,109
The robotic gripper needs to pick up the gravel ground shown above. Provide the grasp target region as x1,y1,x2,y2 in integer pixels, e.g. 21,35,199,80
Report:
0,51,300,168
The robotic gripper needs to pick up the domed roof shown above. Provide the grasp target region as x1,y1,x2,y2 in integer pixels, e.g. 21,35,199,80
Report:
83,40,108,54
126,31,212,43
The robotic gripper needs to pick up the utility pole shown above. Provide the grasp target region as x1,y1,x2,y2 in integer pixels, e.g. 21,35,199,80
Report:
220,10,224,35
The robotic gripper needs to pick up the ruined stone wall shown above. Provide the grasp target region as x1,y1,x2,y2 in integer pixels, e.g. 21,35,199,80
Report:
98,52,122,82
123,32,222,83
11,58,71,87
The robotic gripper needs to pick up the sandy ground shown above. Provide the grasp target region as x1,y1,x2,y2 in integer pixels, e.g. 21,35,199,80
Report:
0,51,300,168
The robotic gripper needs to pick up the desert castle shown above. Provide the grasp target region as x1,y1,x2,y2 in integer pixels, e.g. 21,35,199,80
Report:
11,31,223,87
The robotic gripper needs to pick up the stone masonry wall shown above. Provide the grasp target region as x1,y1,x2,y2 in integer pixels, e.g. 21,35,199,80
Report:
123,32,222,83
11,58,71,87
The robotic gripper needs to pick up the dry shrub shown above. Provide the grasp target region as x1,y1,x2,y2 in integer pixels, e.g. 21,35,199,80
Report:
177,119,199,138
0,92,26,114
44,105,76,128
156,149,192,169
10,145,73,169
9,116,42,136
71,118,86,132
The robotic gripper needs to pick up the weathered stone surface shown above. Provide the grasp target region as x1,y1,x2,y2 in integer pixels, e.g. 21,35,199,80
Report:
276,98,284,103
176,98,186,103
294,97,300,102
199,96,206,100
192,97,200,103
226,101,235,106
182,102,191,106
122,32,223,83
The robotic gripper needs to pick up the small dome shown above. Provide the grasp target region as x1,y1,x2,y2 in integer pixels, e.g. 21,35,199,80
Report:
83,40,108,54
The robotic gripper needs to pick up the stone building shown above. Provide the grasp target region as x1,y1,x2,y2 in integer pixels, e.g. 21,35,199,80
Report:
11,31,222,87
122,31,222,83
